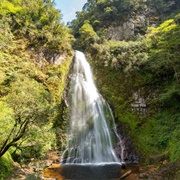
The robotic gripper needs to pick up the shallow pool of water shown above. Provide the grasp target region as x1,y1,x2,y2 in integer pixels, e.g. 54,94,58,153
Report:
44,163,122,180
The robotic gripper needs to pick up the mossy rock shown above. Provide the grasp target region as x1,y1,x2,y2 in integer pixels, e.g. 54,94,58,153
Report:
0,152,14,180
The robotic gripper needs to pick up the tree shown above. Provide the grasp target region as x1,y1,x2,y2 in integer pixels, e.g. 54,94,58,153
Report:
0,77,51,157
0,102,15,157
0,0,73,54
147,14,180,83
79,20,99,50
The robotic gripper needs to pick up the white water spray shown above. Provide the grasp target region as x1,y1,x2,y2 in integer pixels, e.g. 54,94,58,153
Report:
62,51,123,164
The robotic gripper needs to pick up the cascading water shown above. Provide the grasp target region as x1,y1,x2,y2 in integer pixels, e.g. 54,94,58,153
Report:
62,51,123,165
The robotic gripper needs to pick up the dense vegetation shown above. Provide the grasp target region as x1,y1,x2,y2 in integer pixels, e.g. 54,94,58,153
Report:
0,0,73,178
90,17,180,161
70,0,180,42
70,0,180,163
0,0,180,178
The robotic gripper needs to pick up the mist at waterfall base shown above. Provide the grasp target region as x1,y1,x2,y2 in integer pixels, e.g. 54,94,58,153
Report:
60,51,123,179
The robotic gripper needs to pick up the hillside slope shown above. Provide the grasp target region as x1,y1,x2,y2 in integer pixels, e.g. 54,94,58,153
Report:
70,0,180,163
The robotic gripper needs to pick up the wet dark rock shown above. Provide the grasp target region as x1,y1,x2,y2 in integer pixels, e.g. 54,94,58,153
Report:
115,124,139,164
121,163,126,169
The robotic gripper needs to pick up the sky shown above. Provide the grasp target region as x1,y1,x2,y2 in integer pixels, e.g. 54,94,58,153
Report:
54,0,87,24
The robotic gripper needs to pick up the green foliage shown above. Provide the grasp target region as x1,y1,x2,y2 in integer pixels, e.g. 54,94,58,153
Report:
70,0,179,44
0,151,13,179
7,77,50,119
169,126,180,161
0,0,21,15
101,40,148,72
14,123,56,161
0,0,179,170
88,13,180,163
0,0,73,163
0,101,14,148
46,57,72,103
78,20,99,50
159,83,180,110
0,17,14,52
138,17,180,162
0,72,52,157
151,112,180,161
0,0,73,54
146,17,180,82
0,44,72,158
90,56,155,160
46,57,72,150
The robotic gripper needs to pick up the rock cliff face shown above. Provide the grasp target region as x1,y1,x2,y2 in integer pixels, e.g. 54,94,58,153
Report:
30,48,71,67
107,10,156,41
107,14,149,40
44,52,66,65
106,0,177,40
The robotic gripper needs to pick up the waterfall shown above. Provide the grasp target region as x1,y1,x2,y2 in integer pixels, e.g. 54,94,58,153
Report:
62,51,122,164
